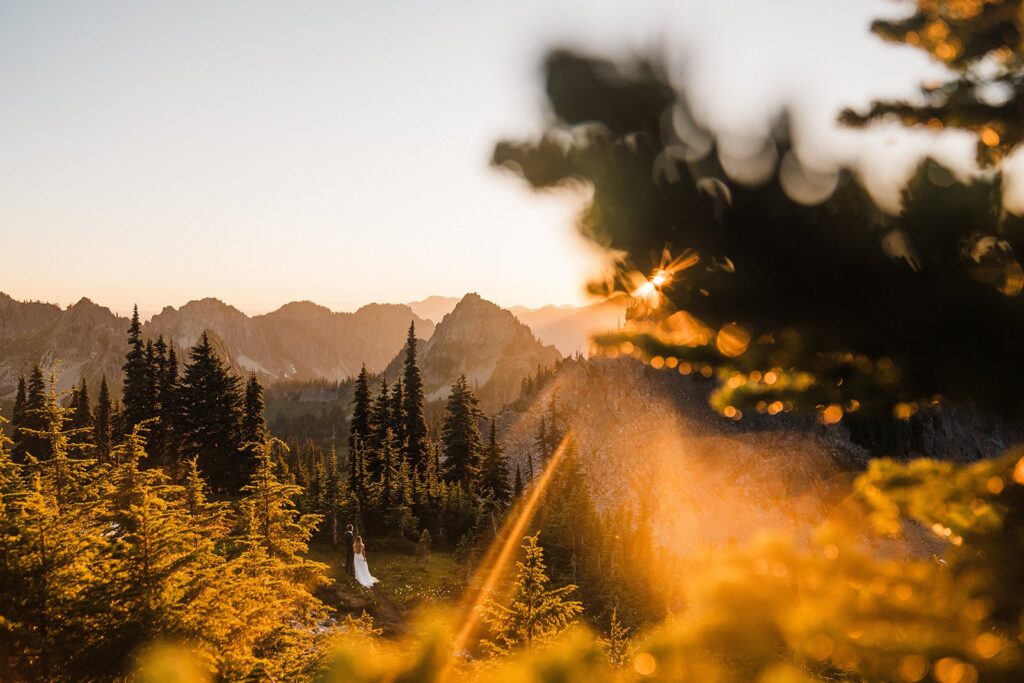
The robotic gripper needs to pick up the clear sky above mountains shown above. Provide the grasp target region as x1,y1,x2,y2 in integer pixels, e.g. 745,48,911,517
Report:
0,0,978,317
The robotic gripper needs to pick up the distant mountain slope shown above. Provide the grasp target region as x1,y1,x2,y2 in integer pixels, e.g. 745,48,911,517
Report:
0,294,125,397
147,299,433,383
406,296,460,324
383,293,562,412
409,294,627,355
0,293,433,398
510,295,627,355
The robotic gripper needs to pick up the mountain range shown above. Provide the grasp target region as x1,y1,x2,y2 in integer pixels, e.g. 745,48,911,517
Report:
0,291,602,411
0,292,433,399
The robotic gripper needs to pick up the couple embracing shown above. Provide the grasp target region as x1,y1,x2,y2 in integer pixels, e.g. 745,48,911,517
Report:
343,524,379,588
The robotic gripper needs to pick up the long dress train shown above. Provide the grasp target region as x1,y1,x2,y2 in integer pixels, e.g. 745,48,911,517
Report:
353,551,378,587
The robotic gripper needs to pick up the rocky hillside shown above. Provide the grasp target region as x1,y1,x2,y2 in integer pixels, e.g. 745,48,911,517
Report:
0,294,126,397
497,356,1019,554
379,293,562,412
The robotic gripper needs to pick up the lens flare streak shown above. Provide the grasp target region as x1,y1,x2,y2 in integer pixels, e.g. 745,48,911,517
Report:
441,431,577,680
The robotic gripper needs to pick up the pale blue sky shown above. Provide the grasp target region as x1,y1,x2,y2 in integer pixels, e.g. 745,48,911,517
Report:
0,1,968,316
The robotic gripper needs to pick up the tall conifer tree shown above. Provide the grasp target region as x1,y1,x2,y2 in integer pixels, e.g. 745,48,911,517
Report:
11,374,26,450
94,376,113,463
440,374,484,486
16,366,49,461
479,418,511,506
178,332,243,493
158,344,180,465
70,380,93,450
349,364,372,452
366,377,390,477
122,306,152,434
402,322,429,473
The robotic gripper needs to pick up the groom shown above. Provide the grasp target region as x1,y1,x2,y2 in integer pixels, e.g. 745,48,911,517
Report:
343,524,355,577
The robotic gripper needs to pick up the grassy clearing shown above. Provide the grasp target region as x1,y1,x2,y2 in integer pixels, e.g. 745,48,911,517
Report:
308,542,463,613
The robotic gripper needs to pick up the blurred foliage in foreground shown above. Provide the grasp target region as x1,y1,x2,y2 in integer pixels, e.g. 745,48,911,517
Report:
494,2,1024,424
129,448,1024,682
842,0,1024,166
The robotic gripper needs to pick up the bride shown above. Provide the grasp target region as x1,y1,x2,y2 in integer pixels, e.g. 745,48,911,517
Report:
352,535,379,588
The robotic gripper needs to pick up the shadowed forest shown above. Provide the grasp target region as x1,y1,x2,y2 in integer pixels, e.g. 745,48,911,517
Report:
4,1,1024,682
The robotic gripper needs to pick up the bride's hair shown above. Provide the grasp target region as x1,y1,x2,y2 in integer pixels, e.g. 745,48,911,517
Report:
355,536,364,552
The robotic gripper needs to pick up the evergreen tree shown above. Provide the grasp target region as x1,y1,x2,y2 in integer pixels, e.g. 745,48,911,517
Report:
389,377,406,448
544,393,564,460
110,399,124,448
241,373,266,446
366,377,390,477
178,332,244,493
122,305,153,434
598,608,631,667
238,438,328,584
479,417,511,506
534,416,548,463
27,375,95,502
210,495,329,681
15,366,48,461
402,322,429,473
349,364,372,454
94,376,113,463
11,374,26,453
92,426,209,670
148,336,168,462
322,446,349,547
69,380,93,443
240,372,267,483
2,472,99,679
479,533,583,655
377,428,399,512
144,339,158,418
158,344,180,465
536,440,600,592
349,436,366,501
441,374,484,486
397,455,417,535
514,462,524,498
182,457,230,545
841,1,1024,166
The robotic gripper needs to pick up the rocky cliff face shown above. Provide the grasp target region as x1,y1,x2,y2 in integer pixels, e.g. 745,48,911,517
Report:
383,293,563,413
0,295,125,397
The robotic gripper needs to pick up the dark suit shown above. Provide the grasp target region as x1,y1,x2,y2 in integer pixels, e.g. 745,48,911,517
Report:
343,529,355,576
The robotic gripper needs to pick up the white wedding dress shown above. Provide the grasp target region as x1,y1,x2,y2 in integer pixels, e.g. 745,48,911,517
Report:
353,550,379,588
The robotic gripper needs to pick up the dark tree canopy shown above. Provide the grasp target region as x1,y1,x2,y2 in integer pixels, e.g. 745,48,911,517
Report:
494,48,1024,422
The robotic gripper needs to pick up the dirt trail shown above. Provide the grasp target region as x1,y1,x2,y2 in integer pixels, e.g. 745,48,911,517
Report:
370,584,407,635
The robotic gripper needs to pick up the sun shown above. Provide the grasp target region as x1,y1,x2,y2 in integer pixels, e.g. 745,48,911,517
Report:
651,270,670,287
